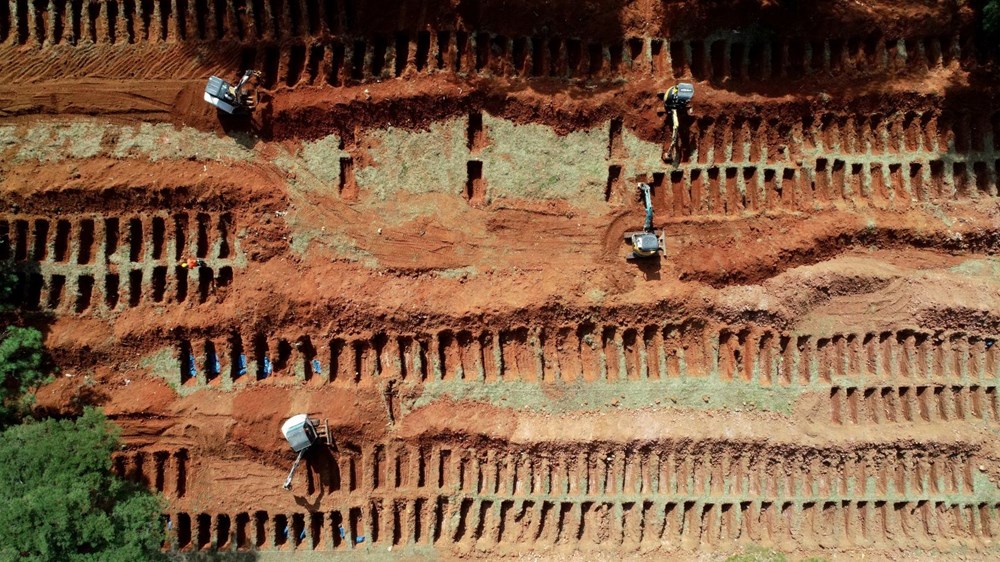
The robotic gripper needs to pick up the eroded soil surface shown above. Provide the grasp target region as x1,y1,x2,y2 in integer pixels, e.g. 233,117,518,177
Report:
3,0,1000,559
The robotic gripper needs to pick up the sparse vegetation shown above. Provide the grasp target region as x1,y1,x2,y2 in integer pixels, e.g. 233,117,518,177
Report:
726,546,788,562
725,548,829,562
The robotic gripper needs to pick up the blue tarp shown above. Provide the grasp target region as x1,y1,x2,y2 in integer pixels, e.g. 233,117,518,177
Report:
283,526,305,540
207,351,221,376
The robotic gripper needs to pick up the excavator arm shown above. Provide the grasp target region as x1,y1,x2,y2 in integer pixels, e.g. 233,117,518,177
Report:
639,182,654,232
233,70,259,94
231,70,261,109
623,182,664,260
664,108,681,162
660,83,694,163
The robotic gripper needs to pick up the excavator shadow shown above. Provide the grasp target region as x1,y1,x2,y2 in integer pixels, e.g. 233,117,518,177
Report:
216,102,269,149
634,255,662,281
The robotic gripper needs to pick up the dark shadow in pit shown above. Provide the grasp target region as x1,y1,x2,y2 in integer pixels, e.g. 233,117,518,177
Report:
166,551,260,561
163,0,995,148
634,256,662,281
215,106,267,150
693,1,997,99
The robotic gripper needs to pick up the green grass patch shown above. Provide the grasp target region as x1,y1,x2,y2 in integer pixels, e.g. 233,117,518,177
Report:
409,376,804,415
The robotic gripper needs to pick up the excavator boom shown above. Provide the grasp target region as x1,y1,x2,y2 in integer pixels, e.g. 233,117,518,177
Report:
660,83,694,163
282,449,306,490
640,182,654,232
624,183,665,260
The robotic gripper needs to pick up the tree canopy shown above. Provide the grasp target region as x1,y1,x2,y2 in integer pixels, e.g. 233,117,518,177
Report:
0,256,49,425
0,409,166,562
0,326,46,424
986,1,1000,43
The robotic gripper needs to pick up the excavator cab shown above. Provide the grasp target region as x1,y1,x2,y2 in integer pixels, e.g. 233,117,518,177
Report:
629,231,663,258
662,83,694,111
204,70,262,115
624,183,665,260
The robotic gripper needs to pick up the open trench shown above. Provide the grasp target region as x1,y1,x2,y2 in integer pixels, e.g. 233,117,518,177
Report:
158,440,994,553
0,213,239,311
3,1,1000,559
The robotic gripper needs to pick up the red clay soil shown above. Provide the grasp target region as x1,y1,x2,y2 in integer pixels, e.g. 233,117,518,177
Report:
6,0,1000,559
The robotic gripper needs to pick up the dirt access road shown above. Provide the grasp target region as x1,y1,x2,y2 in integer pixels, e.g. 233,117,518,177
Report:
3,0,1000,559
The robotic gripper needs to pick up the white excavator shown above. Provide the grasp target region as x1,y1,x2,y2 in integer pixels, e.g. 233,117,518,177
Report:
281,414,331,490
204,70,262,115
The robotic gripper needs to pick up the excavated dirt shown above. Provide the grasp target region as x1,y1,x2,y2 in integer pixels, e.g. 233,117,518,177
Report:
4,0,1000,560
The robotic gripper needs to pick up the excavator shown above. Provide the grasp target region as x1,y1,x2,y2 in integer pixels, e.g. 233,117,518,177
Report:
660,82,694,163
624,182,665,260
281,414,331,490
204,70,262,115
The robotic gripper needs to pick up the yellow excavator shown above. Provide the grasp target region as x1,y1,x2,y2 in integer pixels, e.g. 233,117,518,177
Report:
660,82,694,163
624,182,665,260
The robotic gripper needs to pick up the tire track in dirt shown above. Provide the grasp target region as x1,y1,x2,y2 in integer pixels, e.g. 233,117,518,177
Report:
5,3,998,560
1,0,991,90
2,0,995,98
676,225,1000,288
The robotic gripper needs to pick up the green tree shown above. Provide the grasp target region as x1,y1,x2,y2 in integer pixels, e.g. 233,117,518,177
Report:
0,408,166,561
0,255,50,425
0,262,18,312
985,0,1000,42
0,326,47,423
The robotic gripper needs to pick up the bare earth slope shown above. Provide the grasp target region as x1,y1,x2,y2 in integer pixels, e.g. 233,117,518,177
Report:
3,0,1000,559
